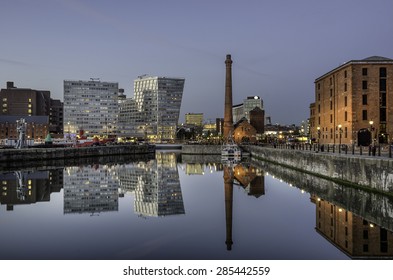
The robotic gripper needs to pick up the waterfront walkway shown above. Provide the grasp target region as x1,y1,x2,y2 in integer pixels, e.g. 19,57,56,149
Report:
261,143,393,159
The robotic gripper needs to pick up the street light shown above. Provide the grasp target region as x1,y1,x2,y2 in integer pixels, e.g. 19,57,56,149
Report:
369,120,376,156
369,120,375,146
338,124,343,153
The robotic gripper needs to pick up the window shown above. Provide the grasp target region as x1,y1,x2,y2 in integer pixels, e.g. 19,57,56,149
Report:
330,114,333,123
362,68,368,76
344,70,347,78
344,96,347,107
362,94,367,105
363,230,369,239
362,80,368,90
380,79,386,91
345,111,348,121
330,101,333,110
344,83,347,91
362,110,367,120
380,67,387,78
363,244,369,252
345,127,348,138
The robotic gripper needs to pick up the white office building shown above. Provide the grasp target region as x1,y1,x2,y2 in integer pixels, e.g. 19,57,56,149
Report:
119,76,185,141
63,79,119,137
232,96,263,123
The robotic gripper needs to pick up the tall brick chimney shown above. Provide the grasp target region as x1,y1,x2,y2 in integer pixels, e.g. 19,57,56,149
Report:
223,54,233,140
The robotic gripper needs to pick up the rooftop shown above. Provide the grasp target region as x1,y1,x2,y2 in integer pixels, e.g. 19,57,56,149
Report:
315,55,393,82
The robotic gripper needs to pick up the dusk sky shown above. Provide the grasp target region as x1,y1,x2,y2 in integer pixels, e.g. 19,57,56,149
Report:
1,0,392,125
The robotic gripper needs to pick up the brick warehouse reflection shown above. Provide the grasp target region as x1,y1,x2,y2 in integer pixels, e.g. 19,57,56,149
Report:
312,195,393,259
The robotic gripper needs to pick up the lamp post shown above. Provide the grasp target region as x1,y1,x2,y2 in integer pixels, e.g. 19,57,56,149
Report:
317,126,320,151
369,120,374,146
338,124,342,154
67,122,70,139
369,120,376,156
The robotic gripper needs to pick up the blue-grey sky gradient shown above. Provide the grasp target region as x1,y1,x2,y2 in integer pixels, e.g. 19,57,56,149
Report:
1,0,392,124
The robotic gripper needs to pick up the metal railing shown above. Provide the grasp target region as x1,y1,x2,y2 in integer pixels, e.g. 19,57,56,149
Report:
260,143,393,158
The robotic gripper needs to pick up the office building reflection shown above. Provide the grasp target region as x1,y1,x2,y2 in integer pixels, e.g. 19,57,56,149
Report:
312,195,393,258
0,169,63,211
134,152,185,217
63,165,119,215
62,152,184,217
185,163,204,175
223,162,265,251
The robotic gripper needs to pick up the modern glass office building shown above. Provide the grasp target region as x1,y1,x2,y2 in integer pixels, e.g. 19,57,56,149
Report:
119,76,185,141
63,80,119,137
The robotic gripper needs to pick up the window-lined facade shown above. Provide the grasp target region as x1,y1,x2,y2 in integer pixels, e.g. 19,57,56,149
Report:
63,80,119,137
310,56,393,145
118,76,185,141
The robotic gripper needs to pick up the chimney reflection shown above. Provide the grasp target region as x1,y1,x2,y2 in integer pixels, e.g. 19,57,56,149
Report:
312,195,393,259
223,162,265,251
223,164,234,250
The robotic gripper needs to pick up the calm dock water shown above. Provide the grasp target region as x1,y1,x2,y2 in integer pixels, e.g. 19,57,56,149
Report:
0,151,392,259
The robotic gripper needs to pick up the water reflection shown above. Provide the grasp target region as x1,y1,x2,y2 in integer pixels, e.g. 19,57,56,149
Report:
0,152,393,259
0,169,63,211
312,195,393,259
63,152,185,217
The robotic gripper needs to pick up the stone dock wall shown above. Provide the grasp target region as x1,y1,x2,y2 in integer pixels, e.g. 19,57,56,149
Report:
0,144,155,168
182,144,222,155
242,145,393,195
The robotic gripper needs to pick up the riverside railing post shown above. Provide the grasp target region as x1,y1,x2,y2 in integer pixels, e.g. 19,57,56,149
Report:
360,146,362,155
352,144,355,155
378,145,381,156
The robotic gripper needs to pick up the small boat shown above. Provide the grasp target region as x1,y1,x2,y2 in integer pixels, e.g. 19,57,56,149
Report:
221,143,242,158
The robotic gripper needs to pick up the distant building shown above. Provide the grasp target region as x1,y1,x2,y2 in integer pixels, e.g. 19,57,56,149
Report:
185,113,203,127
0,115,49,144
232,96,264,123
216,118,224,136
118,76,185,141
311,56,393,145
63,79,119,137
249,107,265,134
233,117,257,143
0,81,63,135
232,96,264,140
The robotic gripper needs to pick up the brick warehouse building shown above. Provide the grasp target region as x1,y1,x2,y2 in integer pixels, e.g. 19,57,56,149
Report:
0,82,63,135
310,56,393,146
